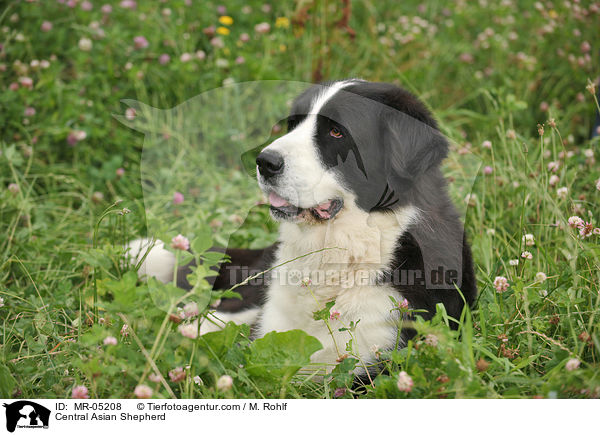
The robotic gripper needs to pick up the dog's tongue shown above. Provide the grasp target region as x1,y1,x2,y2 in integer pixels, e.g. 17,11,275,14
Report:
268,192,290,208
313,200,332,219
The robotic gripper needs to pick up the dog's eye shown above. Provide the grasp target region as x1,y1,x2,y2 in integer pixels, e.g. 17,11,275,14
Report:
329,127,343,138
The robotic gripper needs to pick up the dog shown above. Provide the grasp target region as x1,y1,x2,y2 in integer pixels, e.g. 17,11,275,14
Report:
129,79,477,379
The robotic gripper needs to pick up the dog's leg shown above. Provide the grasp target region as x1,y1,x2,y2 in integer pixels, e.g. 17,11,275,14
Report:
126,238,176,284
126,238,276,332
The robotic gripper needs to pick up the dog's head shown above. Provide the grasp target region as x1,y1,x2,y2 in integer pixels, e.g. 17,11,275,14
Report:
256,79,449,223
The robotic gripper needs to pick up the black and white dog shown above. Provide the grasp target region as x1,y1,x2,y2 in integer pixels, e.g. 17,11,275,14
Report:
130,79,476,376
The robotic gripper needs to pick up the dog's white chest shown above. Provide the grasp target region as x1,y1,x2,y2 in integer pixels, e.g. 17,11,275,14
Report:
256,206,415,373
258,277,400,373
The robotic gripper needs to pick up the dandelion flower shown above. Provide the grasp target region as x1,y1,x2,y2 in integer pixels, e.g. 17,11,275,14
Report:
275,17,290,28
218,15,233,26
216,26,230,35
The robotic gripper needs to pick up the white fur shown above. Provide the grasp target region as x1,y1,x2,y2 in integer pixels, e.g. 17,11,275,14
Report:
127,238,259,333
258,202,417,375
126,238,175,284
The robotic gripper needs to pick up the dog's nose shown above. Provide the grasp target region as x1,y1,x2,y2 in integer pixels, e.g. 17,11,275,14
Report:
256,150,284,179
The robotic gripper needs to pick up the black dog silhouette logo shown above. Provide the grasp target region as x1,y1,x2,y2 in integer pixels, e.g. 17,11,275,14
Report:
3,401,50,432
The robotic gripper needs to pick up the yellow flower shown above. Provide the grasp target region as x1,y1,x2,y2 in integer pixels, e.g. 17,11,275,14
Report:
216,26,230,35
275,17,290,28
218,15,233,26
279,44,287,52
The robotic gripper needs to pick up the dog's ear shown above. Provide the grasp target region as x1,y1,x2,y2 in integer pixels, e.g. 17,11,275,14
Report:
383,108,449,182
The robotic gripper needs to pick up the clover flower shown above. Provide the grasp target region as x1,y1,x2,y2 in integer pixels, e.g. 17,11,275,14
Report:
329,310,340,321
78,37,92,51
171,234,190,251
255,22,270,34
535,272,547,282
397,371,414,392
72,385,89,399
216,374,233,391
565,358,580,372
133,36,148,49
168,367,185,382
493,276,509,293
424,334,439,347
522,234,535,246
521,251,533,260
178,321,198,339
173,191,184,204
8,183,20,195
103,336,117,346
568,216,584,229
556,187,568,199
134,384,153,399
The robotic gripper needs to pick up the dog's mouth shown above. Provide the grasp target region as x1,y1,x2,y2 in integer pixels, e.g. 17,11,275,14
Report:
267,191,344,222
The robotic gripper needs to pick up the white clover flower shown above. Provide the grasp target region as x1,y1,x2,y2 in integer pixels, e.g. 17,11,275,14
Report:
216,374,233,391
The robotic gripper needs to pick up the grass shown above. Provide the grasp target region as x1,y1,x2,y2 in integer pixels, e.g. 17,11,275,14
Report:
0,0,599,399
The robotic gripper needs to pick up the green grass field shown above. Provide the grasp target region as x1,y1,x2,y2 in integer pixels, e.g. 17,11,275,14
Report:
1,0,599,399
